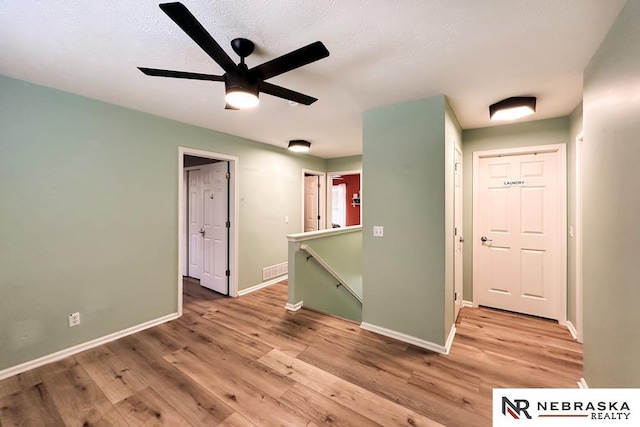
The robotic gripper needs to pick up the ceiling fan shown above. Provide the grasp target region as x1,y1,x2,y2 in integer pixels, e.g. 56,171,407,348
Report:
138,2,330,110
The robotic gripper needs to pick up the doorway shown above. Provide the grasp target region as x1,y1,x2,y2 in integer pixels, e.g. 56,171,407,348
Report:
185,159,229,294
327,170,362,228
178,148,239,315
472,144,567,321
302,169,326,232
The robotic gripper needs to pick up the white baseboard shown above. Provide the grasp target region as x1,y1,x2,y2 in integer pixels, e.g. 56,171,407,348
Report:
578,377,589,389
284,301,303,312
462,300,473,308
444,324,456,355
237,275,287,296
360,322,456,355
0,312,179,381
565,321,578,341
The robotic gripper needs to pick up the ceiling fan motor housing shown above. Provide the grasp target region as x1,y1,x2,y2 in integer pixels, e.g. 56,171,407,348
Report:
225,70,259,98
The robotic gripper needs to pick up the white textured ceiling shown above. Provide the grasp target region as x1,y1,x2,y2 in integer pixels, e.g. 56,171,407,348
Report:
0,1,626,158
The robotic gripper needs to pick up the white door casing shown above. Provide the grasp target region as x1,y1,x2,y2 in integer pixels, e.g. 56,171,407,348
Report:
473,145,566,321
187,169,202,279
211,162,229,294
575,132,584,342
304,175,320,232
454,149,464,320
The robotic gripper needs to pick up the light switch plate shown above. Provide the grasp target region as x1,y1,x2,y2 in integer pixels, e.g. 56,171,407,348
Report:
373,226,384,237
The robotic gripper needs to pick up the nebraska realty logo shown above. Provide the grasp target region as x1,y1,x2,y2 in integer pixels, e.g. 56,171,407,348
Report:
493,389,640,426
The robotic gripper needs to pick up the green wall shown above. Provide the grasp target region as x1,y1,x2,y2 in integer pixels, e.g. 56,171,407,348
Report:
362,95,450,346
583,0,640,387
461,117,570,301
0,75,325,371
326,155,362,172
288,229,362,322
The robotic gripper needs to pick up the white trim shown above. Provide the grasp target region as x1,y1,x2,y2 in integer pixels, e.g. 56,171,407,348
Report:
575,132,584,343
285,301,303,311
565,320,578,341
287,225,362,243
444,324,457,354
238,275,288,296
0,312,178,381
462,300,474,308
178,148,240,309
301,169,327,231
472,144,567,323
577,377,589,389
360,322,457,355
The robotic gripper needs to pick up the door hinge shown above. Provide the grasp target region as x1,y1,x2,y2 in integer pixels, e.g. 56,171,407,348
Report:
455,227,458,236
317,182,321,189
317,215,321,220
225,220,231,228
225,172,230,180
225,270,230,277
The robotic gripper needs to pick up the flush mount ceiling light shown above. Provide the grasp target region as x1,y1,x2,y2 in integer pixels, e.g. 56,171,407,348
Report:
288,140,311,153
489,96,537,121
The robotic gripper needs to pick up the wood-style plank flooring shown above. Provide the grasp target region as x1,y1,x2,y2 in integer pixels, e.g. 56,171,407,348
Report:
0,280,582,426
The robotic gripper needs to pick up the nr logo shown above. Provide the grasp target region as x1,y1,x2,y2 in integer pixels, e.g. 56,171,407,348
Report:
502,397,532,419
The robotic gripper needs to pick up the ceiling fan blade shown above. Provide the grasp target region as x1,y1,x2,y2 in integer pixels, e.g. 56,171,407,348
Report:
159,2,237,73
260,82,318,105
251,41,329,81
138,67,224,81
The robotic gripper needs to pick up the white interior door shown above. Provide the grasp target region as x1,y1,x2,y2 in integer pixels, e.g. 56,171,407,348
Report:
187,170,202,279
200,162,229,294
305,175,319,232
454,149,463,320
474,150,561,319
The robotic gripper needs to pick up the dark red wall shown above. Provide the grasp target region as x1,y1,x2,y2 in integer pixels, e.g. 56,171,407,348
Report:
333,174,361,226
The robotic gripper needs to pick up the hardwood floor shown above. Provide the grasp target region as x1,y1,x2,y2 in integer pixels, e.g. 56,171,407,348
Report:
0,281,582,426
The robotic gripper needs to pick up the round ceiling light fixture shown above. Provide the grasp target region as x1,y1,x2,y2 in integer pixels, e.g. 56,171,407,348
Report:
288,139,311,153
489,96,536,121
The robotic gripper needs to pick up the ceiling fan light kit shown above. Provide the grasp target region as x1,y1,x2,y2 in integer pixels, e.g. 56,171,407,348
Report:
288,140,311,153
489,96,537,121
138,2,329,110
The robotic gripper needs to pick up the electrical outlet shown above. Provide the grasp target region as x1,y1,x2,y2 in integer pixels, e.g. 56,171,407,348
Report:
68,312,80,328
373,226,384,237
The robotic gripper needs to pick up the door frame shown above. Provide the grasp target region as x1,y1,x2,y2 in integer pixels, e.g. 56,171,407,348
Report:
454,148,463,320
178,147,239,315
326,169,362,227
301,169,326,232
575,132,584,342
472,144,567,323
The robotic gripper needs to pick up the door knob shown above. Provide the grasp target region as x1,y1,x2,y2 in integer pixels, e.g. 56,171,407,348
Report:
481,236,492,242
459,237,464,243
199,228,206,237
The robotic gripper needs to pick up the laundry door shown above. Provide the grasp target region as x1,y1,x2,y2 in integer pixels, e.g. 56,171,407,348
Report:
200,162,229,294
474,150,561,319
